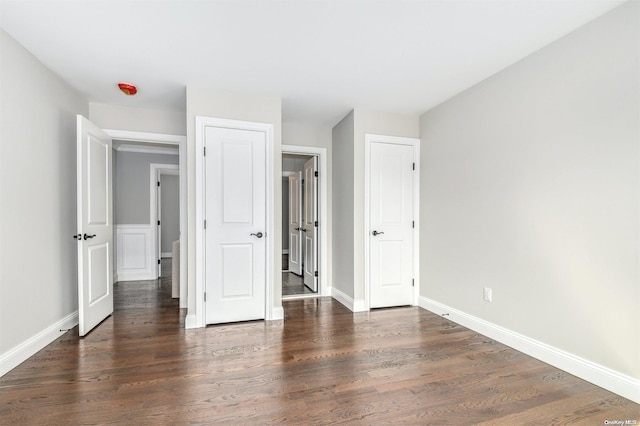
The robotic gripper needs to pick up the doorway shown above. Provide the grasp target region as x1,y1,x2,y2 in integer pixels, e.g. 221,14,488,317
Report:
106,130,187,309
281,145,329,300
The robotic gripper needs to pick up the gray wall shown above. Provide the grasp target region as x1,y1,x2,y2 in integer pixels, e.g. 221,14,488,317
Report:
331,111,356,298
114,151,179,224
419,1,639,379
161,174,180,254
0,29,88,354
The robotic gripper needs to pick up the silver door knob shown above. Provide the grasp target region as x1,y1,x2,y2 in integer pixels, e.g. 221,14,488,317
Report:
250,232,264,238
372,230,384,236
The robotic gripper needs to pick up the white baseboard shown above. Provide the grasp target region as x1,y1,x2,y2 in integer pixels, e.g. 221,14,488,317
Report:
116,271,156,282
0,311,78,377
161,252,173,258
331,287,367,312
271,306,285,321
185,314,198,329
418,296,640,404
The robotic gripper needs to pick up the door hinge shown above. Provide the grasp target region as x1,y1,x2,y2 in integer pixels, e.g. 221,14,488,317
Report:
314,221,318,227
204,220,207,229
412,220,415,228
203,147,206,156
412,278,415,287
157,181,160,187
302,179,305,185
412,162,415,170
158,220,161,226
314,171,318,177
158,259,161,265
314,271,318,277
204,292,207,302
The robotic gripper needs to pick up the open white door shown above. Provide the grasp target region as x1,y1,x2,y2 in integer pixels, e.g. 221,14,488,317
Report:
288,172,303,275
204,126,266,324
303,157,318,291
76,115,113,336
369,142,414,308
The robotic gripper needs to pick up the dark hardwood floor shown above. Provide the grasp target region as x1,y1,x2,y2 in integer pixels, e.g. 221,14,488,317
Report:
1,264,638,424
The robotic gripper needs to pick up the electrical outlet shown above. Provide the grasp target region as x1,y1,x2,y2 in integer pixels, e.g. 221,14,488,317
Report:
483,287,493,302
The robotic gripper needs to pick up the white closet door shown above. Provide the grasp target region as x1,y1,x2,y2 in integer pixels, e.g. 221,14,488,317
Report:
369,142,414,308
204,126,266,324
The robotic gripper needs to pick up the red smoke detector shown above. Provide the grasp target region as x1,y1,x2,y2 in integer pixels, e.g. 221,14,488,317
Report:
118,83,137,96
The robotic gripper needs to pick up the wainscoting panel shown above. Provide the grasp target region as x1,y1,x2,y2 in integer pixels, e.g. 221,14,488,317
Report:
116,225,155,281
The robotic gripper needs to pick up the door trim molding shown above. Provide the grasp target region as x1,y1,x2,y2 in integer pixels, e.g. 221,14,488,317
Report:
195,117,275,328
150,164,179,279
364,134,420,311
281,145,329,297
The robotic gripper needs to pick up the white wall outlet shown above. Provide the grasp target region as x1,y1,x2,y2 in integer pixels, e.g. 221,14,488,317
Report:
483,287,493,302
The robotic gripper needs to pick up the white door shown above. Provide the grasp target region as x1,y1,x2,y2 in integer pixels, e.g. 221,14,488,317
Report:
156,173,162,278
369,142,414,308
303,157,318,291
76,115,113,336
288,172,303,275
204,126,266,324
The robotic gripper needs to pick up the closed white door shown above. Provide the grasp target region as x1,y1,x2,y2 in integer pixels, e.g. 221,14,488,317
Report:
76,115,113,336
369,142,414,308
288,172,303,275
303,157,318,291
204,126,266,324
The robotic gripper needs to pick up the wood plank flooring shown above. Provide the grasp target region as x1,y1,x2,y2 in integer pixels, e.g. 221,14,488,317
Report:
1,266,638,424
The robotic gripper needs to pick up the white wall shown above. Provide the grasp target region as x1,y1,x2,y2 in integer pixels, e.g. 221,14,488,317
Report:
0,30,88,361
186,88,282,323
90,103,186,136
419,0,639,383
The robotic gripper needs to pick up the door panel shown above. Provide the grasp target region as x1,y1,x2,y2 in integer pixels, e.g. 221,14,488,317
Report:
220,244,253,298
369,142,414,308
288,172,302,275
205,127,266,324
303,157,318,291
77,115,113,336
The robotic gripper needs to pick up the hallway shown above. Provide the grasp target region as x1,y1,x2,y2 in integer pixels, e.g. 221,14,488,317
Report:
1,270,637,424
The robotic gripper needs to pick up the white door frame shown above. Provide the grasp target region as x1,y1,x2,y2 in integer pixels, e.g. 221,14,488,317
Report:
364,134,420,310
195,117,275,328
104,129,187,309
281,145,329,297
150,164,179,275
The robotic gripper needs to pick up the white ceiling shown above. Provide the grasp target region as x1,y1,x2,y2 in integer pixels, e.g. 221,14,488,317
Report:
0,0,625,127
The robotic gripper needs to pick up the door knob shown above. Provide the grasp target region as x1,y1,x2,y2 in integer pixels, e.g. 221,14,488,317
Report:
372,230,384,236
83,233,96,240
250,232,264,238
301,228,307,233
